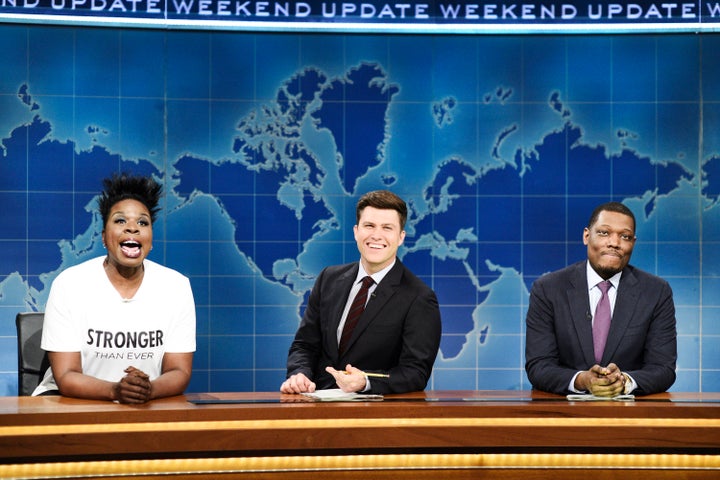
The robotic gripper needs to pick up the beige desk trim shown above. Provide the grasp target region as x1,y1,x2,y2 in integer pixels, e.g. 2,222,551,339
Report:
2,453,720,479
2,416,717,437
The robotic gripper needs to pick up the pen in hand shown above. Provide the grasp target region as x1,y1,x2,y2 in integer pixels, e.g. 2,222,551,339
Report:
343,371,390,378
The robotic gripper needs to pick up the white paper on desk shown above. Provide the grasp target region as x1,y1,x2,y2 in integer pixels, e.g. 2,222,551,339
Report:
566,394,635,402
301,388,383,402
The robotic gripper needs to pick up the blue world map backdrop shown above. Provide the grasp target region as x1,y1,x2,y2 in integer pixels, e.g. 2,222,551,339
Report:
1,27,719,395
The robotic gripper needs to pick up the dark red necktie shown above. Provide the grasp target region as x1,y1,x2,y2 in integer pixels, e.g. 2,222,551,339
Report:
339,276,374,355
593,280,612,364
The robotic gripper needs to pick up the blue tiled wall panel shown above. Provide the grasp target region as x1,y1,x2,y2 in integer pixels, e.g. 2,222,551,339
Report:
1,25,718,397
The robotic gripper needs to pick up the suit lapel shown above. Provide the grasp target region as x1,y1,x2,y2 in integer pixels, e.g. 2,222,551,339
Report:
567,262,596,365
329,265,360,357
602,267,639,364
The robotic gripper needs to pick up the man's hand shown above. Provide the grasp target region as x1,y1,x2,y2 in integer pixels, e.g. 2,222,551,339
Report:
280,373,316,394
574,363,626,397
115,366,152,404
325,364,366,393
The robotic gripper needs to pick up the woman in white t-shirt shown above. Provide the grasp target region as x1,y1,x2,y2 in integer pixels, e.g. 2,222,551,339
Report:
33,173,196,404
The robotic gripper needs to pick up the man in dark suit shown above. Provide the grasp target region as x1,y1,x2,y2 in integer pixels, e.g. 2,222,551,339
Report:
525,202,677,397
281,190,442,395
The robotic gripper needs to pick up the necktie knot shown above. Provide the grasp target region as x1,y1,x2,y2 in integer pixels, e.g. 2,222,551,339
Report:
361,276,374,289
597,280,612,294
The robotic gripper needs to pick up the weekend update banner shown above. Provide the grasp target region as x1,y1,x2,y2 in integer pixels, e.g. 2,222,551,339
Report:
1,0,720,32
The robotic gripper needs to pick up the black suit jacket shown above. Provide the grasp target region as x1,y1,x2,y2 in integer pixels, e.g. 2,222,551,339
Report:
286,260,442,394
525,261,677,395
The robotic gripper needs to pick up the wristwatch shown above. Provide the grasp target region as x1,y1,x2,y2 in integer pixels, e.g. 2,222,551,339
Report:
622,373,632,395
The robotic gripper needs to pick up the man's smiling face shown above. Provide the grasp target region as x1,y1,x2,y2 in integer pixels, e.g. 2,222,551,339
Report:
354,206,406,274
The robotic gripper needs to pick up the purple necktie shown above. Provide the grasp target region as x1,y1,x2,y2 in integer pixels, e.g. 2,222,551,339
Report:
593,280,612,364
339,276,374,355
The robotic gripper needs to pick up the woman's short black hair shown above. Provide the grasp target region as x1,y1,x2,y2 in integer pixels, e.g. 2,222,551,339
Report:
98,173,162,227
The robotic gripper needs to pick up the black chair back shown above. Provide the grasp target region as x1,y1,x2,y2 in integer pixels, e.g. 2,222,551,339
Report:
15,312,50,396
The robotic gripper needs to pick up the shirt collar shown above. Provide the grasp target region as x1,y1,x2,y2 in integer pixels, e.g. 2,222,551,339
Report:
356,259,395,286
586,260,622,291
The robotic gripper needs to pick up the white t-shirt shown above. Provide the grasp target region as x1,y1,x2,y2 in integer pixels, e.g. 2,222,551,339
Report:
33,256,196,395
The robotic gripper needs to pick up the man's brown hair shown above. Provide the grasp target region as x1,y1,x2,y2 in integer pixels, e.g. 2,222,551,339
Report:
356,190,407,230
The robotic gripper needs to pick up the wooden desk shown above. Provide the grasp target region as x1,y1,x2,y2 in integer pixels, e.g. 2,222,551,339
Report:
1,391,719,479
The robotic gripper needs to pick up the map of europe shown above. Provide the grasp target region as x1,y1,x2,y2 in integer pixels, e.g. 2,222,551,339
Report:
1,28,718,394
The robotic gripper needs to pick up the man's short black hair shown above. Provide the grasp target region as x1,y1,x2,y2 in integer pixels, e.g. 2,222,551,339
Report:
587,201,636,233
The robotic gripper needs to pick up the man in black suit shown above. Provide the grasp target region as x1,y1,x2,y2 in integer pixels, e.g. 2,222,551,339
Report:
525,202,677,397
281,190,442,395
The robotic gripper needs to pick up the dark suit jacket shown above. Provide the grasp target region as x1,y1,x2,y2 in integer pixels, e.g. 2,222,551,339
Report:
525,261,677,395
286,260,442,394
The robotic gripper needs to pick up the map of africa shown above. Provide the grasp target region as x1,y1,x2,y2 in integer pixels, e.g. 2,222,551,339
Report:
1,28,719,394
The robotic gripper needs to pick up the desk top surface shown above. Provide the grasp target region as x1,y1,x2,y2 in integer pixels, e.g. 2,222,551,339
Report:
2,390,720,426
